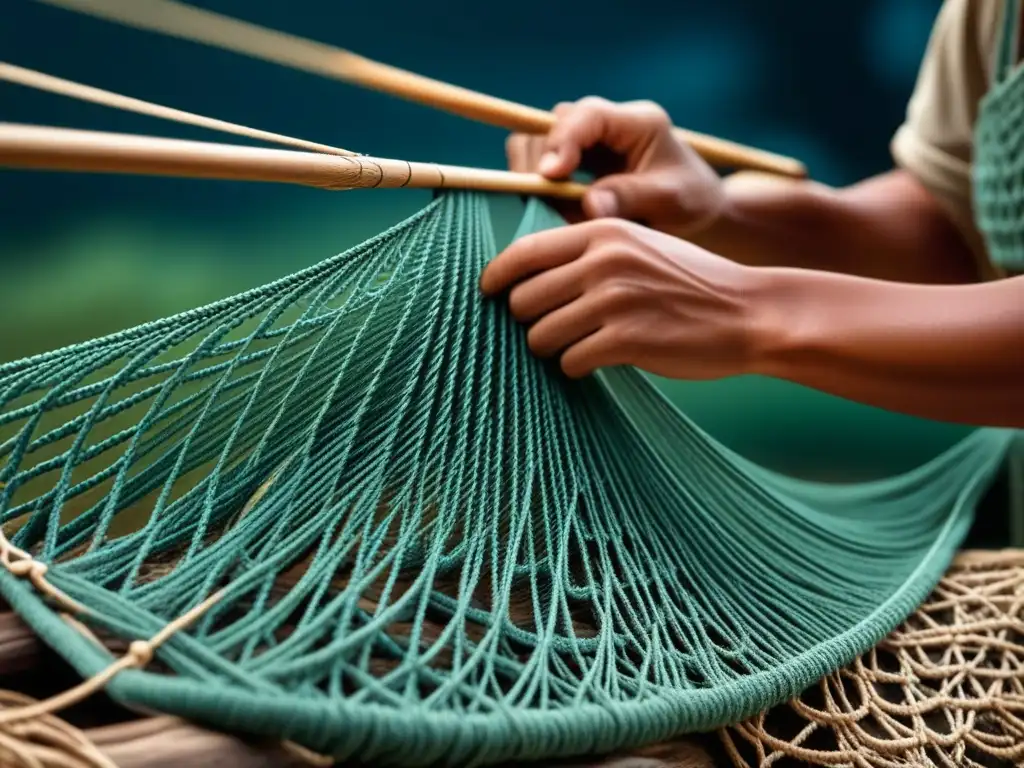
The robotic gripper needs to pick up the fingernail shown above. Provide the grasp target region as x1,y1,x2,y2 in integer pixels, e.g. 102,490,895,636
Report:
587,189,617,218
538,151,560,176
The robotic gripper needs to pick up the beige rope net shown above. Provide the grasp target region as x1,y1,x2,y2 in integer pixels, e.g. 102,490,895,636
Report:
720,549,1024,768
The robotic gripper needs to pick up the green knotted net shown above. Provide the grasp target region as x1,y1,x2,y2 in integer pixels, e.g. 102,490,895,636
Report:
0,191,1014,766
973,0,1024,274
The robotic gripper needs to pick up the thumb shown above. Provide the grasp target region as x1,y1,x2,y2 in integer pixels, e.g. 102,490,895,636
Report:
582,171,696,226
581,174,651,221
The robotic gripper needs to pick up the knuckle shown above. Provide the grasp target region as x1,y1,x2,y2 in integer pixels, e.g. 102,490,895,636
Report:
585,217,631,240
598,323,633,357
595,281,636,311
583,244,632,279
612,321,639,346
603,329,637,366
631,99,671,125
575,221,644,279
577,95,610,111
568,97,612,128
549,97,624,151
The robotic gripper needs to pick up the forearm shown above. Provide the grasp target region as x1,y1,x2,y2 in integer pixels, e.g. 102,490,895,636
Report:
749,269,1024,428
690,170,981,284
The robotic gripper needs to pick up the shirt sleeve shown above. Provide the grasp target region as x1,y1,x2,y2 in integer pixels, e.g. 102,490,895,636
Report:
890,0,1003,278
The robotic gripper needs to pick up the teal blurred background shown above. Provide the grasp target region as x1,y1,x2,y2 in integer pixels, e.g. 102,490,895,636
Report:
2,0,990,491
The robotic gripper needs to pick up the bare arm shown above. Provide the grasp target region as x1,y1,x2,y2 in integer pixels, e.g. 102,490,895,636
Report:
691,169,982,285
484,200,1022,428
751,268,1024,427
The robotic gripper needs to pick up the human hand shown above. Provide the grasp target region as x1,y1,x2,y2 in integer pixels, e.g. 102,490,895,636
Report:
506,97,727,238
480,218,773,380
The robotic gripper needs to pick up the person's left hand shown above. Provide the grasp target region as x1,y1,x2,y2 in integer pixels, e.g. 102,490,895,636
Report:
479,218,774,380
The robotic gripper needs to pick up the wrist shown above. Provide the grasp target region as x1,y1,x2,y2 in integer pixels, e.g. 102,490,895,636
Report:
739,266,820,380
681,178,754,253
674,181,731,240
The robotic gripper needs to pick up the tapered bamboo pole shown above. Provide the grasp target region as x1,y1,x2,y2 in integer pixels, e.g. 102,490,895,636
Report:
0,63,356,157
0,123,589,198
35,0,808,178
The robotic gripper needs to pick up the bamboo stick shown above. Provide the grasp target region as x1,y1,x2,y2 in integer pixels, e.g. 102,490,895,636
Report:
34,0,808,179
0,63,356,157
0,123,589,199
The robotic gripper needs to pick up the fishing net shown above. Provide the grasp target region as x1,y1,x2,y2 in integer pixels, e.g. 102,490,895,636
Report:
0,550,1020,767
0,191,1015,766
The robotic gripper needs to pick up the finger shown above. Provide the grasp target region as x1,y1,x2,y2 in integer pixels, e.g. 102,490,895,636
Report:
539,98,614,179
505,133,547,173
577,173,663,221
507,259,588,322
542,98,671,181
559,326,625,379
505,133,530,172
582,185,621,220
583,166,707,225
525,136,547,171
480,223,594,296
526,291,606,359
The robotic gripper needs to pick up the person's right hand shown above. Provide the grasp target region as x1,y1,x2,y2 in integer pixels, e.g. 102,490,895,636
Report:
506,97,727,239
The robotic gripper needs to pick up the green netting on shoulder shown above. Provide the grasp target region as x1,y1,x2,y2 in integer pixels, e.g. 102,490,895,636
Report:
973,0,1024,272
0,191,1014,766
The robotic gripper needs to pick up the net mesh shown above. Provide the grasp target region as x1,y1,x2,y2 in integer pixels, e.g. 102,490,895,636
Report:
973,0,1024,273
721,549,1024,768
0,192,1014,766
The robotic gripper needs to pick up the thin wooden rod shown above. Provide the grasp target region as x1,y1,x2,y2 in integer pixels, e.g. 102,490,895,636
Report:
0,62,356,156
34,0,808,179
0,123,589,199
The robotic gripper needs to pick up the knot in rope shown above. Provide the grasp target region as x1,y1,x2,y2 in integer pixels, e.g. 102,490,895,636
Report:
7,559,47,581
126,641,154,668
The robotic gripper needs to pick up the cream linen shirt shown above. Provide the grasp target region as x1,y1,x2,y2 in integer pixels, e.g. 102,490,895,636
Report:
890,0,1014,278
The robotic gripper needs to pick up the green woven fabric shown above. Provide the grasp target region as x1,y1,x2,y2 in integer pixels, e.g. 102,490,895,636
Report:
974,0,1024,272
0,192,1014,765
